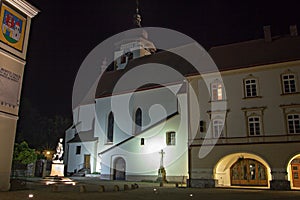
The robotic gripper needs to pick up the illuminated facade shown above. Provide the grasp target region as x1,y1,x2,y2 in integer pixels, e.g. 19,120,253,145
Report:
66,26,300,190
189,26,300,190
66,32,190,182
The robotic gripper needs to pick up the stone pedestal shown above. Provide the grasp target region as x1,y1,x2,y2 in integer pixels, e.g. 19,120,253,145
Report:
157,167,167,183
50,163,64,177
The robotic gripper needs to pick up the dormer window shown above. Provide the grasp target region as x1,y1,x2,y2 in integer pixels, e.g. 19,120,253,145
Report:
126,52,133,61
120,54,126,64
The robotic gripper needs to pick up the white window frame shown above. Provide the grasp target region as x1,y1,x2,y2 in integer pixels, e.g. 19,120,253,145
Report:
287,114,300,134
244,78,259,98
281,72,297,94
248,116,262,136
243,107,265,137
166,131,176,145
211,81,224,101
212,118,225,138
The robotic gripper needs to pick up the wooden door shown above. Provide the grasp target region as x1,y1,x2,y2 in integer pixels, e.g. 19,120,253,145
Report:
291,163,300,187
231,158,268,186
84,154,91,169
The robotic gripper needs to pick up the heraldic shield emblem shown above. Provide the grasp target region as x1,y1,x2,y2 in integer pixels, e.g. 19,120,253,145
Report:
0,4,26,51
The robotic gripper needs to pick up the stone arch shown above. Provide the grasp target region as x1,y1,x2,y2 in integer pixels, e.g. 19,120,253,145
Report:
214,152,272,188
113,157,126,180
286,154,300,189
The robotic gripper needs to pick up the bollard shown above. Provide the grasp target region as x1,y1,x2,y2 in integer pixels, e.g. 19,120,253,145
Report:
131,183,139,189
51,184,59,192
124,184,129,190
98,185,105,192
80,185,87,192
113,185,119,191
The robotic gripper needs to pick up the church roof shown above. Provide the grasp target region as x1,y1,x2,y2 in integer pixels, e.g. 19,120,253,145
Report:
209,35,300,70
96,34,300,99
67,131,98,143
96,50,199,98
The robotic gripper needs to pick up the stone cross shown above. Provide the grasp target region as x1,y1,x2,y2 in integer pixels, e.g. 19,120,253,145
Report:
159,149,165,168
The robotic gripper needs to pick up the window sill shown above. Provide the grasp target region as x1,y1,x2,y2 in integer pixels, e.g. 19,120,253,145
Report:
242,96,262,100
247,135,263,137
280,92,300,96
105,142,113,145
209,99,227,103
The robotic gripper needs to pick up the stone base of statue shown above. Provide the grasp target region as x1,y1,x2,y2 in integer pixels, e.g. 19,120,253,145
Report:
157,167,167,184
50,162,64,177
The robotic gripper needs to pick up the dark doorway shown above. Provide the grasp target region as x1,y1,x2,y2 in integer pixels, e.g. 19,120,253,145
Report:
113,157,126,180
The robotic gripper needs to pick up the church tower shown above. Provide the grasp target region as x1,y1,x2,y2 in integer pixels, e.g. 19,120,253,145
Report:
112,0,156,70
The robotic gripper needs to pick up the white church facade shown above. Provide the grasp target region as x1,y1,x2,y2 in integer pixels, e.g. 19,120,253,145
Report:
65,24,300,190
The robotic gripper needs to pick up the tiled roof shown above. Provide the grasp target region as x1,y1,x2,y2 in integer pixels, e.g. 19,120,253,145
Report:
209,35,300,70
67,130,98,143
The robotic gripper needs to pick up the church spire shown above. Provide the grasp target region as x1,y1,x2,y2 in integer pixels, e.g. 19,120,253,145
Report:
133,0,142,27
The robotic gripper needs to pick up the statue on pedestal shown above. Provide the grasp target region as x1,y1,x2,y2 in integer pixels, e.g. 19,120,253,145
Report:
50,138,64,177
52,138,64,164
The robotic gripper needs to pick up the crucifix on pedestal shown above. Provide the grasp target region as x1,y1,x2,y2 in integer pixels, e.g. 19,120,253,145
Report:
157,149,167,184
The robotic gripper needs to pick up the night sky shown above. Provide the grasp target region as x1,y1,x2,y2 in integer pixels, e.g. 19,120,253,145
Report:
23,0,300,118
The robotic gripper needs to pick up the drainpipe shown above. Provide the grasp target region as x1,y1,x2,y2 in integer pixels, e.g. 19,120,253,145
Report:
185,79,192,187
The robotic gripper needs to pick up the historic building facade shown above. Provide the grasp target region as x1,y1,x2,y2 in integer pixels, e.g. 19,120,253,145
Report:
65,23,300,190
189,26,300,190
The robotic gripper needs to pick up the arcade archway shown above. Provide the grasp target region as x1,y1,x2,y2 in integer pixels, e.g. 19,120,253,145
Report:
287,154,300,189
214,153,271,188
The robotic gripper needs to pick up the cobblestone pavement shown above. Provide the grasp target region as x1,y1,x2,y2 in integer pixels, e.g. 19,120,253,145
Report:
1,177,300,200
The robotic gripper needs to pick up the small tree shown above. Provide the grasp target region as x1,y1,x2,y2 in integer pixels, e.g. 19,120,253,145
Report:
13,141,37,165
12,141,37,177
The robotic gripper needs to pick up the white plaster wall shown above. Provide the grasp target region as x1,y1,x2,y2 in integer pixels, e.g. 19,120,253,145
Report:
190,61,300,187
196,62,300,138
64,127,76,164
99,93,188,178
67,141,97,173
95,84,181,155
77,104,96,132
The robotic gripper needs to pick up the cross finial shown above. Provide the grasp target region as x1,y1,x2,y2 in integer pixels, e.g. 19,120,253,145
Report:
133,0,142,27
136,0,139,14
159,149,165,168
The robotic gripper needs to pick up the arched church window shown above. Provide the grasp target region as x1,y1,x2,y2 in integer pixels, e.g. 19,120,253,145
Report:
107,112,114,143
135,108,142,134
